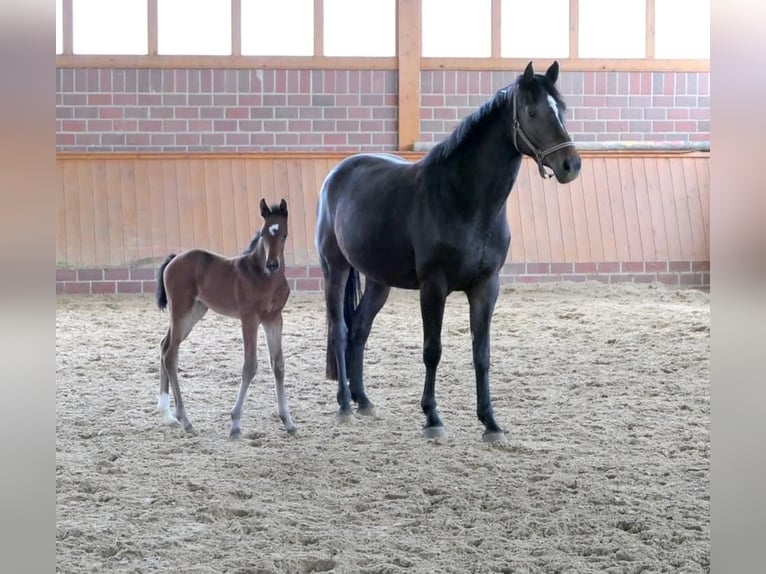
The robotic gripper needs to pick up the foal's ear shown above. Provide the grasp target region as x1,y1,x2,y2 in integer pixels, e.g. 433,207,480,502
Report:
260,198,270,217
523,61,535,83
545,61,559,85
279,198,288,216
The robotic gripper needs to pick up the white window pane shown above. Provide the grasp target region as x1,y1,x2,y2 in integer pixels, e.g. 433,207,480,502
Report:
423,0,491,57
73,0,148,55
323,0,395,57
158,0,231,55
56,0,63,54
578,0,645,58
242,0,314,56
655,0,709,58
501,0,569,58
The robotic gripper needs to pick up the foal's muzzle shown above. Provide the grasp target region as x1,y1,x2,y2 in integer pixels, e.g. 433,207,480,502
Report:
266,259,280,273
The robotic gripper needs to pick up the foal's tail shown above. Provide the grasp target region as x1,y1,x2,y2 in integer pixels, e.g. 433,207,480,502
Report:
155,254,177,311
325,267,362,380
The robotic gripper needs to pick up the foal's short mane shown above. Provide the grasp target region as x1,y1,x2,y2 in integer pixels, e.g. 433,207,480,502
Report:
421,74,566,166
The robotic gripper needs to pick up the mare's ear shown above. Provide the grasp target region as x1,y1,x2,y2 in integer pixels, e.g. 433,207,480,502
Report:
545,61,559,85
523,61,535,83
279,198,288,216
260,198,270,217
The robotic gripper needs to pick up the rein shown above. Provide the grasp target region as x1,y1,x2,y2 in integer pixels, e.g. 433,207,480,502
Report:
511,90,576,179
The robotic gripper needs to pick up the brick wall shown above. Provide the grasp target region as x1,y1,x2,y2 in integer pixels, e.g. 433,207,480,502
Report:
56,68,399,152
56,68,709,153
420,70,710,145
56,260,709,295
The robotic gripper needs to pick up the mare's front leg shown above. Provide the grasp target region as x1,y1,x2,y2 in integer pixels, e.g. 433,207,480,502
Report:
263,313,297,434
230,314,259,439
347,279,391,416
467,274,506,442
420,277,448,438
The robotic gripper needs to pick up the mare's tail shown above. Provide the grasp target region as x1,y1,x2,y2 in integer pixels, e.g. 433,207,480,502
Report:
325,267,362,380
155,254,177,310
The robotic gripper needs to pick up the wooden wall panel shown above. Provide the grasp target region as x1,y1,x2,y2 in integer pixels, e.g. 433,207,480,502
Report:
55,153,710,269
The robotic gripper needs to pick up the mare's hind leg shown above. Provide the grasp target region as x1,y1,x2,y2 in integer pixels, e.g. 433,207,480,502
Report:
466,275,505,442
162,300,208,432
230,314,259,439
347,279,391,416
321,258,354,420
263,313,297,434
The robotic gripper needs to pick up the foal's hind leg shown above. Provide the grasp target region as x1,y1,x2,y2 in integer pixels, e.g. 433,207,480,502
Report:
229,314,259,439
162,300,208,432
347,279,390,416
263,313,297,434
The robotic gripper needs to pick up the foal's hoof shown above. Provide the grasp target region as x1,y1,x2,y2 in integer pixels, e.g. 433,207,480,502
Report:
162,413,179,426
356,405,377,418
229,428,242,440
422,426,448,440
482,431,508,444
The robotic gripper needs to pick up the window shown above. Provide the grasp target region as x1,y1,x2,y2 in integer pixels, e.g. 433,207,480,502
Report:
578,0,645,58
501,0,569,58
158,0,231,55
323,0,395,57
56,0,63,54
241,0,314,56
72,0,148,55
422,0,492,57
655,0,709,58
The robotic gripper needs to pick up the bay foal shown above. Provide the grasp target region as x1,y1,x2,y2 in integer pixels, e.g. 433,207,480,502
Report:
155,198,296,438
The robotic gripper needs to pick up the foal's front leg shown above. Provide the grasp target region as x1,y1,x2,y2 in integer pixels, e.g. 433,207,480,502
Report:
263,313,297,434
230,315,259,439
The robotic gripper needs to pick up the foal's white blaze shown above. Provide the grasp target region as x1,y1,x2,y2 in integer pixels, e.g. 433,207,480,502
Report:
547,94,565,129
269,224,279,236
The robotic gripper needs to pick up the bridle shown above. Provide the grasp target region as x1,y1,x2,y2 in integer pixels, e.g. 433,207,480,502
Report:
511,89,576,179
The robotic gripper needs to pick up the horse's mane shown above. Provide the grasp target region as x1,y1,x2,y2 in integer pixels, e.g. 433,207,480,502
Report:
421,74,567,166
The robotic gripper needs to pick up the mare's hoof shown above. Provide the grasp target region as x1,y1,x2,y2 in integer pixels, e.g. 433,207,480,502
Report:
422,426,448,440
482,431,508,444
182,422,195,434
285,424,298,435
336,410,355,424
356,405,377,418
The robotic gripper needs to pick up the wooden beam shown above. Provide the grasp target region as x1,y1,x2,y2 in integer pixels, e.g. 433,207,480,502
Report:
397,0,421,151
148,0,158,55
645,0,655,59
232,0,241,56
55,54,398,69
62,0,73,55
314,0,324,57
569,0,578,59
421,57,709,72
491,0,501,58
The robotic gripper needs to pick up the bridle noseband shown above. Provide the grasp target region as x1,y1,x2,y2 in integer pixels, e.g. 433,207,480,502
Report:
511,89,576,179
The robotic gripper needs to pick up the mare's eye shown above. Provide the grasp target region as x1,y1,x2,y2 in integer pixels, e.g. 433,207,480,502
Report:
528,108,536,118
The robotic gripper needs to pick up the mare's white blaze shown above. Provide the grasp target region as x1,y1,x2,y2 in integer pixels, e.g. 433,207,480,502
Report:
547,94,565,129
269,224,279,236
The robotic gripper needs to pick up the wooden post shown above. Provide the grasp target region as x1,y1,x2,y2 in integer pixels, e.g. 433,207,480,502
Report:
645,0,655,59
314,0,324,56
232,0,241,56
148,0,158,55
62,0,73,54
397,0,421,151
568,0,578,59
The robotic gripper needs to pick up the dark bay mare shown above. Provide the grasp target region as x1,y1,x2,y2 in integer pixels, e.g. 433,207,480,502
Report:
315,61,581,442
155,199,297,438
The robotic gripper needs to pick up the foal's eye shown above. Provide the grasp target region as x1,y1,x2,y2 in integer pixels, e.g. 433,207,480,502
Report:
528,108,536,118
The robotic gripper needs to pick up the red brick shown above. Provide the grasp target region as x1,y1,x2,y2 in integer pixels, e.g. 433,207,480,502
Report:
295,278,321,292
117,281,142,294
645,261,668,272
56,283,64,295
92,281,116,294
78,269,103,281
285,266,308,278
575,262,597,273
142,281,157,293
692,261,710,272
130,268,155,280
56,269,76,281
527,263,550,274
610,274,633,284
308,266,324,278
503,263,526,275
633,274,655,284
561,274,587,282
679,273,702,286
621,261,644,272
596,262,620,273
550,262,573,274
669,261,691,272
657,273,679,286
105,268,129,280
323,134,346,146
64,282,90,294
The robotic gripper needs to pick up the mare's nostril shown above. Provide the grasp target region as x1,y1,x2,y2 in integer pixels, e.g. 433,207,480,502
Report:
563,159,571,172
